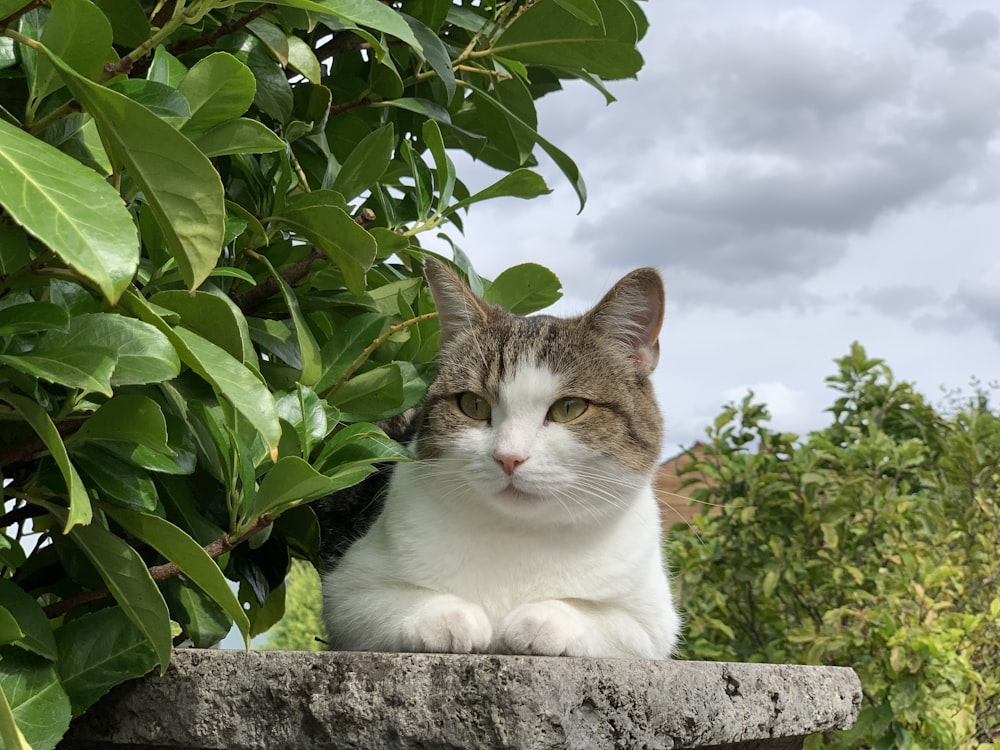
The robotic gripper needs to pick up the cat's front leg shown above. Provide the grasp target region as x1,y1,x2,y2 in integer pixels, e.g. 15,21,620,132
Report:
401,594,493,653
499,600,595,657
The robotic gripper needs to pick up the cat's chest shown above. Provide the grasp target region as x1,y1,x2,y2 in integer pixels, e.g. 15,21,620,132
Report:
378,482,660,613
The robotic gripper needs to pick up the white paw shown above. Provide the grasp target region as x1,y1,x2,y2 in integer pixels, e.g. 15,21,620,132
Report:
401,595,493,653
500,600,593,657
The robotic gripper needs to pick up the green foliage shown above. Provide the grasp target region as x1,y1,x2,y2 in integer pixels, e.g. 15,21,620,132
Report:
0,0,642,744
669,343,1000,750
259,558,323,651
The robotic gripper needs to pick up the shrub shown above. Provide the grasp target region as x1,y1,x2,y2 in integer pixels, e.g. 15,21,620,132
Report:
669,343,1000,750
0,0,647,745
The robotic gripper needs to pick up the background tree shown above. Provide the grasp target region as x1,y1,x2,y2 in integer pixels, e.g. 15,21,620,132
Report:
669,343,1000,750
0,0,648,746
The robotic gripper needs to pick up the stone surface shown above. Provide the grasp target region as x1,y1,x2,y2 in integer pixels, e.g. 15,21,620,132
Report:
62,650,861,750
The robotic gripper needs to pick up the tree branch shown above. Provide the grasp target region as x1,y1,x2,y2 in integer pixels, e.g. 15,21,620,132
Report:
42,514,273,619
0,418,85,469
232,208,376,314
0,0,42,28
169,3,277,57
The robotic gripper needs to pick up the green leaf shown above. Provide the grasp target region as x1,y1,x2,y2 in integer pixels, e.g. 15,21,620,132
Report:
250,456,346,520
0,117,138,304
193,118,286,157
494,0,642,79
0,609,23,647
0,392,91,531
443,169,550,217
331,122,395,201
103,507,251,648
161,578,232,648
54,606,157,717
147,44,187,87
254,254,321,387
379,96,451,124
44,503,173,671
108,79,191,122
71,395,169,452
0,226,31,275
329,362,403,421
72,446,158,512
150,290,254,365
316,312,386,394
483,263,563,314
92,0,150,47
286,35,322,83
177,52,257,139
173,327,280,458
268,0,423,55
30,0,114,105
0,647,71,750
402,13,455,102
36,312,180,387
0,303,69,336
422,119,456,213
553,0,604,28
278,205,376,295
0,580,56,661
0,347,116,397
467,82,586,211
42,44,226,290
0,681,32,750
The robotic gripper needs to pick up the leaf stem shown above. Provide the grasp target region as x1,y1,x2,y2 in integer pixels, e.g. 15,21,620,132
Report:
321,311,438,401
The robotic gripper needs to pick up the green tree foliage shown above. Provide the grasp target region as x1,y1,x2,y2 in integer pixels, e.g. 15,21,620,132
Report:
259,558,323,651
669,343,1000,750
0,0,647,744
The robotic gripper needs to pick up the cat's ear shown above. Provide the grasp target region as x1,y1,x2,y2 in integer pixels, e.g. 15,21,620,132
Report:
587,268,664,377
424,257,490,345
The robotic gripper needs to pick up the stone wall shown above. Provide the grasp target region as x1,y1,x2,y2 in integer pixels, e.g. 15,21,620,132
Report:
62,650,861,749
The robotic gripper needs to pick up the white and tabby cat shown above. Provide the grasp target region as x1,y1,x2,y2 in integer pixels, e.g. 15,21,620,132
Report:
320,258,680,658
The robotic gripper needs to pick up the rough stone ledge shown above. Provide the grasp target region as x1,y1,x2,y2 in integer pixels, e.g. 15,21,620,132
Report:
61,649,861,750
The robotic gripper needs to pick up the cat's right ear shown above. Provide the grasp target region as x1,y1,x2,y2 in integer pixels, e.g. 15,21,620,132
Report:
424,257,490,346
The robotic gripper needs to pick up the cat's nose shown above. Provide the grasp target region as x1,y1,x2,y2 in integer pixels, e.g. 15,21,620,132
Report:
494,452,527,476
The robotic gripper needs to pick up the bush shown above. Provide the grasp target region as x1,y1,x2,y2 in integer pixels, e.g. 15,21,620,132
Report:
0,0,647,745
669,343,1000,750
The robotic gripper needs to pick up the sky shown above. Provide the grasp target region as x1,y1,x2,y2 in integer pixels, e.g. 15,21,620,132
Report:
428,0,1000,454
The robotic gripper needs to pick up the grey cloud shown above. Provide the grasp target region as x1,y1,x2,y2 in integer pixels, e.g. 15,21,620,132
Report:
935,10,999,61
954,271,1000,343
901,2,999,61
856,285,941,317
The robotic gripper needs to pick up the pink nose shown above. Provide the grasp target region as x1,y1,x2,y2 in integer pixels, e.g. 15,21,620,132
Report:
494,453,527,476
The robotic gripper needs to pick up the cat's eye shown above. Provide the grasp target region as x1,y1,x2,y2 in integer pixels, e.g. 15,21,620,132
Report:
457,392,492,421
548,397,589,424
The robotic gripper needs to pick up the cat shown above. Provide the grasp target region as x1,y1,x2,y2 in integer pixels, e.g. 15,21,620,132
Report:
318,257,680,658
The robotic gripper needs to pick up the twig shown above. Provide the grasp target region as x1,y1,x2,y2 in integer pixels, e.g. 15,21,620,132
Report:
0,419,85,469
169,3,276,57
330,97,372,117
42,514,273,619
232,208,376,313
321,311,438,400
0,0,42,28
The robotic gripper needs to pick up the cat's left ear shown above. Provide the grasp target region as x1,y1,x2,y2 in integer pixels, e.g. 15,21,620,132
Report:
587,268,665,377
424,256,491,346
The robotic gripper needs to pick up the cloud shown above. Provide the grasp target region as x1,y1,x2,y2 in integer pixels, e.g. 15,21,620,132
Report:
855,285,941,317
527,4,1000,313
901,2,1000,61
722,381,818,436
954,264,1000,343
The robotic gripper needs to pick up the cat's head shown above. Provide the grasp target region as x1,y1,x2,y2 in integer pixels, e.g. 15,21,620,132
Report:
414,257,664,525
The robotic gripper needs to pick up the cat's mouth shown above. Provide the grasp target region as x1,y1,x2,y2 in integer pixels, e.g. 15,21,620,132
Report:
498,481,537,501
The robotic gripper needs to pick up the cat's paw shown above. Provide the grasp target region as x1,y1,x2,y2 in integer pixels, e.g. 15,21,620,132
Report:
401,595,493,653
500,600,593,657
